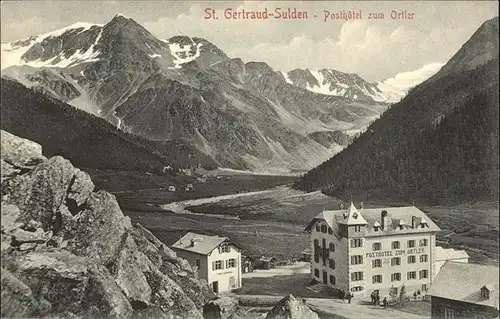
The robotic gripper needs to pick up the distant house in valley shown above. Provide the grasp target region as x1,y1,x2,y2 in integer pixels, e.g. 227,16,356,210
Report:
242,255,255,273
168,185,176,192
172,232,242,293
427,261,499,319
255,256,277,270
185,183,194,191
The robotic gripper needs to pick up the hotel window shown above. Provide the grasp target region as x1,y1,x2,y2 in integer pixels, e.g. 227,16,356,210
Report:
420,254,428,262
391,257,401,266
391,273,401,282
407,271,417,280
329,275,336,285
372,275,382,284
421,222,429,229
422,284,427,292
315,224,320,232
372,259,382,268
407,240,415,248
351,271,363,281
314,269,319,277
213,260,224,270
329,259,335,269
321,224,327,233
328,227,333,234
329,242,335,252
419,269,428,279
419,239,428,247
391,241,400,249
351,239,363,248
408,255,416,264
372,242,381,251
354,225,362,232
196,259,201,268
227,258,236,268
351,286,363,292
481,289,490,300
351,255,363,265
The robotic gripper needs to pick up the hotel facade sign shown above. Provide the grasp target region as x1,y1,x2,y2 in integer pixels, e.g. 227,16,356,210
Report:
366,247,426,258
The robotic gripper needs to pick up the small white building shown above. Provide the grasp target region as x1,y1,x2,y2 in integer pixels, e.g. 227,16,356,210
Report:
172,232,242,294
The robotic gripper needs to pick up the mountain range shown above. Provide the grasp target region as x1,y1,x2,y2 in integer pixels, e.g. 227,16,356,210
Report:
281,63,444,103
1,14,440,173
295,16,499,204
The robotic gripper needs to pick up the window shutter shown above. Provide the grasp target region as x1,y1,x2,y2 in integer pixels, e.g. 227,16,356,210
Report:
225,260,228,269
212,261,215,271
221,261,224,270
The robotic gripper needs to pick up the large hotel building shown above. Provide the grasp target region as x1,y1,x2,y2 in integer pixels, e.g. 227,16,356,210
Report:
305,203,442,298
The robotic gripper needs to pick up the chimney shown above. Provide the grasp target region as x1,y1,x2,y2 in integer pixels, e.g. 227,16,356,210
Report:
381,210,388,230
412,216,417,229
191,239,196,247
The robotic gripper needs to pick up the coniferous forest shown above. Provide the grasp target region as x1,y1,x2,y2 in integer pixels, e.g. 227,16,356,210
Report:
295,59,499,204
0,78,218,173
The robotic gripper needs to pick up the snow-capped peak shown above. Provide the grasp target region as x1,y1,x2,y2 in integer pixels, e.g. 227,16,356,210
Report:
1,22,103,70
114,13,131,19
375,63,445,102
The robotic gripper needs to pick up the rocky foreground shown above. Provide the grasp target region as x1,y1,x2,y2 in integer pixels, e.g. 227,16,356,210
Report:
1,130,215,318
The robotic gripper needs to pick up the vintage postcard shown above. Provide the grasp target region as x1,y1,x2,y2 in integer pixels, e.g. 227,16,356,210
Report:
1,1,498,318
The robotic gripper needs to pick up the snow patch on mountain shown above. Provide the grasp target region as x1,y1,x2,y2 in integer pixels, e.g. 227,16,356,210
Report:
167,38,203,69
375,62,445,102
1,22,103,70
280,71,293,84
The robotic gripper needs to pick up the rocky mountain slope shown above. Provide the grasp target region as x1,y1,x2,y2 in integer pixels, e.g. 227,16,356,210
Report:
295,16,499,204
0,78,218,172
2,14,387,173
281,63,444,103
1,130,215,318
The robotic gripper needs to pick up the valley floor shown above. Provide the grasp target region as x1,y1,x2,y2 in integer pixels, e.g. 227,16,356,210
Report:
90,169,498,265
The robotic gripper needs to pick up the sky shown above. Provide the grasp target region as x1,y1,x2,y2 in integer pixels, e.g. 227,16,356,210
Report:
1,1,498,81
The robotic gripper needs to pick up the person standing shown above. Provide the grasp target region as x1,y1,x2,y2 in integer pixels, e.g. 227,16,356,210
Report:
383,297,388,308
375,292,380,306
370,292,375,305
348,292,353,304
341,290,345,303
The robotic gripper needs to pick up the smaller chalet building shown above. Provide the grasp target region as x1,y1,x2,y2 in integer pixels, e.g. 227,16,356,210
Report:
172,232,242,293
427,261,499,319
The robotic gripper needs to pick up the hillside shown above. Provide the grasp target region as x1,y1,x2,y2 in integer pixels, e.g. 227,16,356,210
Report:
0,78,217,173
295,17,499,204
0,130,215,318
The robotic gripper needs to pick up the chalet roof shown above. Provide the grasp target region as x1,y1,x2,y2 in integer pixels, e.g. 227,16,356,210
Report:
305,206,440,237
171,232,236,255
435,246,470,261
427,261,499,309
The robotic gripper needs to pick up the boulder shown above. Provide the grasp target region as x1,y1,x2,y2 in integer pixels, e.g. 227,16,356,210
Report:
64,190,131,265
111,235,152,307
265,294,320,319
67,169,94,207
1,267,42,318
2,156,75,231
0,130,46,167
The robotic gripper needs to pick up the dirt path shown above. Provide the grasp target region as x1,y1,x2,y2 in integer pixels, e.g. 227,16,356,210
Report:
306,298,429,319
235,295,429,319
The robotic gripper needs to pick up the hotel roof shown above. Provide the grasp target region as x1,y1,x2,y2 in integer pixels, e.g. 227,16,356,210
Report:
427,261,499,309
435,246,470,261
305,205,441,237
172,232,233,255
